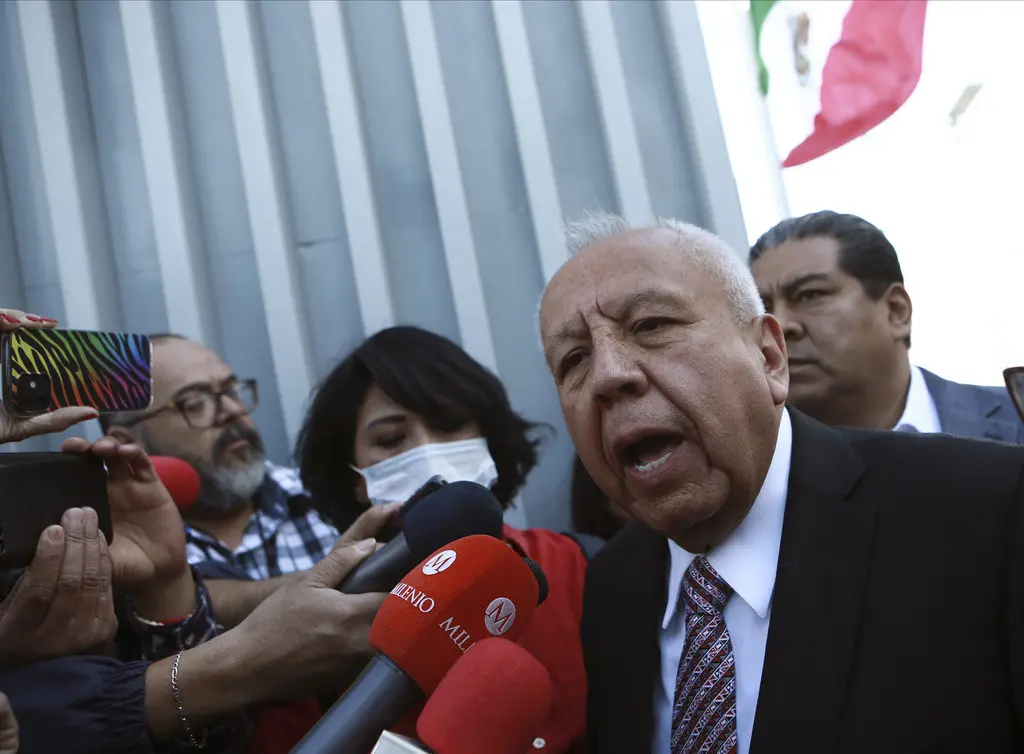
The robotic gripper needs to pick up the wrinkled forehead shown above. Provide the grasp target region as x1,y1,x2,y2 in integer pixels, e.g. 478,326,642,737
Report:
540,234,708,353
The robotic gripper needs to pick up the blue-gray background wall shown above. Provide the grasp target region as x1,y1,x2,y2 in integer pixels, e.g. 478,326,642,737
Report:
0,0,744,531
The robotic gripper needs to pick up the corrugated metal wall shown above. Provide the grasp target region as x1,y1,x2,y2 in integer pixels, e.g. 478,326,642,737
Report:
0,0,743,530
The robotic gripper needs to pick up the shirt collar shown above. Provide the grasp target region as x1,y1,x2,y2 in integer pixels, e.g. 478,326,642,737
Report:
895,364,942,434
253,463,291,520
662,408,793,629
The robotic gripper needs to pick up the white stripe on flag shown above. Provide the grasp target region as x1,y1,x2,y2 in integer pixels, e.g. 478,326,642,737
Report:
759,0,851,157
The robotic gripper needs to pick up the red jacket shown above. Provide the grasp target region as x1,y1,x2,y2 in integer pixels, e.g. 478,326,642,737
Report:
499,525,588,754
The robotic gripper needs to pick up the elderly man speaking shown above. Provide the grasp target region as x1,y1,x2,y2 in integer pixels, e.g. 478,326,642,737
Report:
538,211,1024,754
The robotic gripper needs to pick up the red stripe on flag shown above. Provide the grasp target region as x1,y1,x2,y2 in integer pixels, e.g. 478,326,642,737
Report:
783,0,928,168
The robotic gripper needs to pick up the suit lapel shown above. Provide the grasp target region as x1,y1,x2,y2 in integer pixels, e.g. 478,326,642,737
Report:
750,410,875,754
922,368,1020,443
594,523,666,752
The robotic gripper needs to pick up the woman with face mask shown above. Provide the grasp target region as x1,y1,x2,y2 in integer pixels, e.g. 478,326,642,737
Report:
295,325,587,754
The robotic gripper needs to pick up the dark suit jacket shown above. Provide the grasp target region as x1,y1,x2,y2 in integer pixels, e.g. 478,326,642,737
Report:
582,409,1024,753
921,368,1024,444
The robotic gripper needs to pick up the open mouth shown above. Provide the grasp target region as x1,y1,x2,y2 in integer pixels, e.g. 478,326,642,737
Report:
623,434,683,473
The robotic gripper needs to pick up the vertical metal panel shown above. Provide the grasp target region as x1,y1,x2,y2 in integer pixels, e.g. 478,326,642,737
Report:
119,0,218,348
400,0,498,374
308,0,395,338
13,0,121,331
658,0,749,255
0,143,25,314
344,0,460,344
491,0,566,285
165,0,291,465
576,0,653,226
214,0,315,444
0,2,65,325
77,0,166,335
0,0,744,530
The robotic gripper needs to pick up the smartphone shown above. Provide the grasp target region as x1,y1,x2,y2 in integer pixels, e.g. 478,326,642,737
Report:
0,452,112,570
0,328,153,417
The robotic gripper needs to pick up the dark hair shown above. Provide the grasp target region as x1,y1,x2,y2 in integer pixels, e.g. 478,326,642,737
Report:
749,211,909,346
295,326,546,528
98,332,187,433
570,455,625,541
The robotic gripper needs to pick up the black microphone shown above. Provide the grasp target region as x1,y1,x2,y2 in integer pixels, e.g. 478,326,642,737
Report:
377,476,447,543
336,481,504,595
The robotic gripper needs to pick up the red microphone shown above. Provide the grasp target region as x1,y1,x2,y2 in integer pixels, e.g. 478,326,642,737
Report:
370,533,539,693
291,534,542,754
416,638,553,754
149,456,200,512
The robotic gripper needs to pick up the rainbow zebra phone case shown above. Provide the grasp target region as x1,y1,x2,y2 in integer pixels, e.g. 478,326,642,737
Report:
1,329,153,417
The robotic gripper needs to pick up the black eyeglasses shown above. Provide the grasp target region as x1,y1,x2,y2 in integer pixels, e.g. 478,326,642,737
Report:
122,379,259,430
1003,367,1024,424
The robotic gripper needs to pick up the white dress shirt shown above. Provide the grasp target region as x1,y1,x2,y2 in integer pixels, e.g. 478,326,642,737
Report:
894,364,942,434
652,409,793,754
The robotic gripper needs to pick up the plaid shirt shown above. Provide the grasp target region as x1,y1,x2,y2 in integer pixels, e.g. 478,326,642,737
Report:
184,463,339,579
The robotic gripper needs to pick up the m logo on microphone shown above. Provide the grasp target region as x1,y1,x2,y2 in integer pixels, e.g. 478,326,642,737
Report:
422,549,457,576
484,598,516,636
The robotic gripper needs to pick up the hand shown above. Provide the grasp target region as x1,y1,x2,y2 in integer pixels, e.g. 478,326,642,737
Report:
0,309,98,445
61,437,193,619
231,538,386,701
0,508,117,667
0,692,16,754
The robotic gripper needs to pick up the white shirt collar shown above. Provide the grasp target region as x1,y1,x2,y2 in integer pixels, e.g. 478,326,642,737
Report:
662,409,793,629
895,364,942,434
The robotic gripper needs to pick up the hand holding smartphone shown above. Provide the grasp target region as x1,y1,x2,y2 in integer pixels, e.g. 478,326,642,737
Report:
0,452,112,570
1,327,153,418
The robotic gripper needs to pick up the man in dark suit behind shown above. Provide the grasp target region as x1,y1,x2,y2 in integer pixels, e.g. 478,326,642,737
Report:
749,210,1022,443
538,211,1024,753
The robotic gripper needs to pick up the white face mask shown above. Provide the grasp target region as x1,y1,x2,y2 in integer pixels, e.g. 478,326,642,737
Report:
353,438,499,506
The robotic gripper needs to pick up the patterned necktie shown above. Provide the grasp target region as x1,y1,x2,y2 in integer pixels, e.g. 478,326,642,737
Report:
671,555,738,754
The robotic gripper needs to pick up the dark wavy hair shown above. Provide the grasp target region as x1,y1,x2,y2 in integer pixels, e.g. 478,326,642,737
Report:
295,326,546,529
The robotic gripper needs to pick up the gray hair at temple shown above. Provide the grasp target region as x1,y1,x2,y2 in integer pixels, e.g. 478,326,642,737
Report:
552,210,766,326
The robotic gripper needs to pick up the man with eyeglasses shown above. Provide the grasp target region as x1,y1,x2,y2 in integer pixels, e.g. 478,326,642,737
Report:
102,334,395,628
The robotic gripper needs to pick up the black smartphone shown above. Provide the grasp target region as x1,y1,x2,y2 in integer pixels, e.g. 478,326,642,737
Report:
0,452,112,569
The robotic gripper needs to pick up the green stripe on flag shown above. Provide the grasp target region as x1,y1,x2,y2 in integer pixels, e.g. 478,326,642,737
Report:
750,0,778,96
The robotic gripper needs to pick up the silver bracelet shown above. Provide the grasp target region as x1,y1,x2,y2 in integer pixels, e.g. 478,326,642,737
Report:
171,650,208,749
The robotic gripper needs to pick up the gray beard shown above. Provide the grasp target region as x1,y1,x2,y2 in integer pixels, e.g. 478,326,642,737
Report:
190,459,267,517
140,425,268,519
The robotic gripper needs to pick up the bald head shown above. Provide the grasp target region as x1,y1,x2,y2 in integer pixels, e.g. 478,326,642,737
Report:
539,212,788,551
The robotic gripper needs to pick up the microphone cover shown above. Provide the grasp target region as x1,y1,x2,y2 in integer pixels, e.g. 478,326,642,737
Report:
378,477,448,542
416,638,553,754
370,534,538,695
150,456,201,512
402,482,504,558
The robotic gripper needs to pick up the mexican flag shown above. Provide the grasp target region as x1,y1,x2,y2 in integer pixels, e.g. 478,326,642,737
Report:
752,0,928,168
